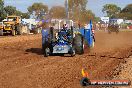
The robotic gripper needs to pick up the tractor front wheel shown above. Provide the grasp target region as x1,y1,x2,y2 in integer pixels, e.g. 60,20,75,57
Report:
42,41,52,57
44,48,50,57
70,47,75,57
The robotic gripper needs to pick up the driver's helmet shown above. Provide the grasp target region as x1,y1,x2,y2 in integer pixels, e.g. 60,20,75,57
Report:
61,24,68,33
63,24,68,29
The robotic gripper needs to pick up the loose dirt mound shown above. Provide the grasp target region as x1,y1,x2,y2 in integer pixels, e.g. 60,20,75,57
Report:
112,56,132,88
0,31,132,88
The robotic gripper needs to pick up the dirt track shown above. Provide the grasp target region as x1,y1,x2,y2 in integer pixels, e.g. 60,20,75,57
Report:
0,31,132,88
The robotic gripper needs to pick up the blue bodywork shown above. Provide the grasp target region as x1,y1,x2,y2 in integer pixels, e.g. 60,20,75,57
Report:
42,29,50,45
79,20,93,47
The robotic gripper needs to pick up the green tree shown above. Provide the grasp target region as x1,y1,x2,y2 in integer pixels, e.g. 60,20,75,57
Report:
4,6,17,15
15,10,30,19
4,6,30,19
66,0,88,20
118,4,132,20
80,10,95,24
22,13,30,19
15,10,22,16
0,0,6,21
121,4,132,13
28,2,48,19
94,17,100,22
49,6,66,19
68,0,88,11
102,4,121,18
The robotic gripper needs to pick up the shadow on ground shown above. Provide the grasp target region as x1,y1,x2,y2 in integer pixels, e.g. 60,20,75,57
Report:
26,48,43,55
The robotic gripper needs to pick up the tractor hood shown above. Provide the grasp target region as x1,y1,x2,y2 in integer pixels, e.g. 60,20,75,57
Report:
4,21,15,25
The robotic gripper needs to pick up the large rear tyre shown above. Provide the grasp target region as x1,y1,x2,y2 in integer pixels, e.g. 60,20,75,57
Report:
0,30,3,36
42,41,52,57
73,34,84,54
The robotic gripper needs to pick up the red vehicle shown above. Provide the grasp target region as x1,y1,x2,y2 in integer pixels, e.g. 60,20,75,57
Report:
128,25,132,29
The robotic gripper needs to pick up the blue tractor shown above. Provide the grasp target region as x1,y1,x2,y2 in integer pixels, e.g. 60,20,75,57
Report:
42,20,94,57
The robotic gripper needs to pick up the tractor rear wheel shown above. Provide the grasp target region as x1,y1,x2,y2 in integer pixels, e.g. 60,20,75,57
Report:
73,34,84,54
42,41,52,57
0,30,3,36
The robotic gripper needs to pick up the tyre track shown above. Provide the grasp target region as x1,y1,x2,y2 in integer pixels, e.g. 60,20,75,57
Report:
0,55,74,77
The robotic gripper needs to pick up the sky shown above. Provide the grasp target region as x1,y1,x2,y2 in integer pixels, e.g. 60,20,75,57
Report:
4,0,132,17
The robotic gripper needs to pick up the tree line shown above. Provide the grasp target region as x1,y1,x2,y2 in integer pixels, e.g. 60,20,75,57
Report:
102,4,132,20
27,0,95,24
0,0,132,22
0,0,30,21
0,0,95,24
